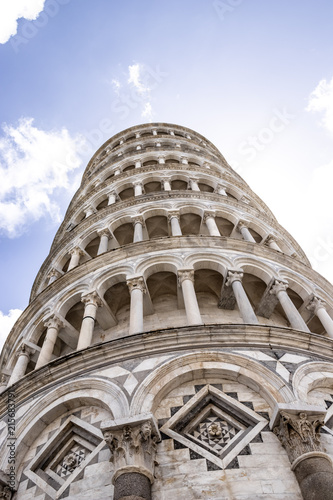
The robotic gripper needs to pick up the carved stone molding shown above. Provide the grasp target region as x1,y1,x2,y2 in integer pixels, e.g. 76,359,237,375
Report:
101,414,160,485
167,211,180,222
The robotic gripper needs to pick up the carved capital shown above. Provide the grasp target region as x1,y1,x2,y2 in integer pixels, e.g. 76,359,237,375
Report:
0,374,9,386
47,268,62,280
273,411,325,464
307,296,326,315
101,415,160,483
133,180,143,187
97,228,111,238
203,211,215,223
43,315,63,331
237,220,248,230
240,195,251,204
0,485,12,500
180,156,188,164
16,344,34,359
178,269,195,285
270,279,288,296
225,270,243,287
266,235,276,245
132,216,145,227
167,211,180,222
215,183,227,193
69,247,84,257
127,277,147,294
81,291,103,308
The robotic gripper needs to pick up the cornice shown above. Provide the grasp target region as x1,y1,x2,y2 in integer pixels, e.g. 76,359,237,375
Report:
1,324,333,417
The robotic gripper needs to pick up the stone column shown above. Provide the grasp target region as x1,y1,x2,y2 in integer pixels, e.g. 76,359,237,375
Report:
203,212,220,236
238,221,256,242
97,229,111,255
101,414,160,500
108,191,117,205
270,280,310,332
225,271,259,324
67,247,84,271
180,156,188,165
133,217,145,243
273,409,333,500
161,178,171,191
47,268,62,285
84,205,96,218
77,292,103,350
127,277,146,334
215,184,227,196
168,212,182,236
178,269,203,325
8,345,34,385
307,297,333,338
134,181,143,196
188,178,200,191
266,236,282,252
35,316,63,369
114,167,121,176
135,159,142,168
158,155,165,164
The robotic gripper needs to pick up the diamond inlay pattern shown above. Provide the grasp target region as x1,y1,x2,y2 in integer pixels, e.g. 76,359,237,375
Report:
192,415,238,454
56,444,87,477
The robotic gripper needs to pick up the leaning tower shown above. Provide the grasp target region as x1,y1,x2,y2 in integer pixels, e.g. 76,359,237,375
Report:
1,122,333,500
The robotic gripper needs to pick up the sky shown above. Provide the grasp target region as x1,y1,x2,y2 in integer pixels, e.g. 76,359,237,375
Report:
0,0,333,348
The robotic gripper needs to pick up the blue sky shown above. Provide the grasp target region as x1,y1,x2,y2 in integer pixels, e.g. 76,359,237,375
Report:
0,0,333,346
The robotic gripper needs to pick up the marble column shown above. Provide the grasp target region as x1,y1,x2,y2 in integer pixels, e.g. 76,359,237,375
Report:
101,414,160,500
215,184,228,196
132,217,145,242
135,159,142,168
238,221,256,243
203,212,220,236
77,292,102,350
180,156,188,165
168,212,182,236
108,191,117,205
270,280,310,332
127,277,146,334
35,316,63,369
307,297,333,338
178,269,203,325
158,155,165,164
273,409,333,500
266,236,282,252
47,268,62,285
161,178,171,191
134,181,143,196
225,271,258,324
67,247,84,271
188,178,200,191
97,229,111,255
114,167,121,176
9,345,34,385
84,205,96,218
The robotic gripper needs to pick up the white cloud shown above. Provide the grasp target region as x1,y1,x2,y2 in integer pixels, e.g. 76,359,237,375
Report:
0,309,22,349
0,117,85,237
142,102,153,122
128,63,150,94
0,0,46,44
306,75,333,135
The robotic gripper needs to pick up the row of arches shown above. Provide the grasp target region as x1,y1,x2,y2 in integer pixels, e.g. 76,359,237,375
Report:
11,257,333,381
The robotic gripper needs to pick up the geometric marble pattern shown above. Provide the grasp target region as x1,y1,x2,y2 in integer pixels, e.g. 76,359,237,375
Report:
55,444,87,478
192,414,239,454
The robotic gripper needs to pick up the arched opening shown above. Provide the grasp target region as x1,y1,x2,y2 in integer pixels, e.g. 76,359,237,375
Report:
146,216,168,238
85,236,100,258
96,198,108,210
144,181,162,193
248,228,262,243
215,216,234,237
143,160,158,167
62,256,71,273
113,223,134,246
242,273,267,311
65,301,84,331
194,269,223,313
123,165,135,173
118,187,134,201
180,213,201,235
171,179,187,190
198,182,214,193
147,272,178,312
104,282,130,333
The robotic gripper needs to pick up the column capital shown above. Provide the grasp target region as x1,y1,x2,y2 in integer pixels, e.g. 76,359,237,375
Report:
69,246,84,257
161,176,171,183
0,482,13,500
180,156,188,164
108,190,118,199
97,228,112,238
266,235,276,244
203,211,216,223
307,296,326,315
225,270,244,287
16,344,34,359
101,414,160,485
132,215,145,227
167,211,180,222
47,268,62,280
240,195,251,204
270,279,289,296
272,409,325,464
81,291,103,308
83,205,97,215
158,155,166,163
237,220,249,230
127,276,147,294
43,315,64,331
177,269,195,285
132,179,143,187
215,183,227,192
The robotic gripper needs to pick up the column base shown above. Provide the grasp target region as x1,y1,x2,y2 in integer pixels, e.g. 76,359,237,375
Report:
291,452,333,500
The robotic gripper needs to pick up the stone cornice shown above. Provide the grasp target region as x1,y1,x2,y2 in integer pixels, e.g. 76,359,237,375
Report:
1,324,333,418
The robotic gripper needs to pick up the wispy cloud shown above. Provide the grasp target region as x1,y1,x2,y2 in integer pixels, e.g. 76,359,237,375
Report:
306,75,333,135
0,309,22,349
0,117,84,237
128,63,151,94
0,0,46,44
